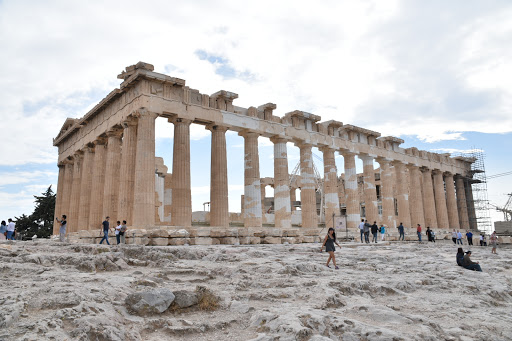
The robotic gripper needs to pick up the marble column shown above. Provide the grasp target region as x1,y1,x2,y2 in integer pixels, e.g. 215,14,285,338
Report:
407,165,425,228
68,152,83,233
88,139,107,229
133,110,157,227
261,184,267,217
298,143,317,228
342,151,360,229
393,161,411,227
321,147,340,225
421,168,438,228
377,159,395,227
61,161,74,220
118,118,138,225
271,137,292,229
445,173,460,229
432,170,449,229
102,130,123,222
77,145,94,231
360,155,378,224
290,187,296,211
338,175,346,208
455,175,470,229
170,117,192,227
208,125,229,228
240,131,262,228
465,181,477,230
53,164,66,235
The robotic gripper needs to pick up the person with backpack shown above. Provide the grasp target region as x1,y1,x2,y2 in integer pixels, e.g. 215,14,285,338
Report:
371,221,378,243
120,220,128,244
320,227,341,269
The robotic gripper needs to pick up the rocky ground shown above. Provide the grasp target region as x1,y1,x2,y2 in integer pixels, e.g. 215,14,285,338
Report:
0,239,511,341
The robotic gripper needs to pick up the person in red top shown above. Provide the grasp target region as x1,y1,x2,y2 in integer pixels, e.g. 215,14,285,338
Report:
416,224,422,243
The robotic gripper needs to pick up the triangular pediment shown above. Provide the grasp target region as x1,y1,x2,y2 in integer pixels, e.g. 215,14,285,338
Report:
55,118,79,140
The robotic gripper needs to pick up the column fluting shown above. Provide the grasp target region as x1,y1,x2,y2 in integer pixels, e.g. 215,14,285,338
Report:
208,125,229,227
360,155,378,223
118,118,138,225
240,131,262,228
68,152,83,233
298,143,317,228
342,151,360,229
271,137,292,229
77,146,94,231
421,168,438,228
408,164,425,228
88,139,107,229
377,158,395,227
445,173,460,229
393,161,411,227
321,147,340,226
455,175,470,229
433,170,449,229
102,130,123,222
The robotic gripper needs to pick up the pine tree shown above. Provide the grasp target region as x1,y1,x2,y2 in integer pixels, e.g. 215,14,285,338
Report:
15,186,56,239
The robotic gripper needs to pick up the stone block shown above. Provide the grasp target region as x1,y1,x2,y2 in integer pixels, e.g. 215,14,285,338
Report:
189,229,211,237
78,230,93,238
302,228,322,236
282,229,300,237
239,237,261,245
191,237,213,245
281,237,302,244
149,229,169,238
168,229,190,238
262,236,282,244
235,228,252,237
168,238,190,246
252,230,266,238
500,236,511,244
128,237,150,245
210,229,228,238
302,236,316,243
79,238,95,244
211,238,221,245
150,238,169,246
220,237,240,245
267,228,283,237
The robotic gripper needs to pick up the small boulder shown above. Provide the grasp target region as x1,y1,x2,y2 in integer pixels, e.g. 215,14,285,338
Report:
125,288,175,315
173,290,199,309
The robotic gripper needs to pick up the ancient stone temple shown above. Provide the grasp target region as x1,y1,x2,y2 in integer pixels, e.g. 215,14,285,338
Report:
53,62,476,242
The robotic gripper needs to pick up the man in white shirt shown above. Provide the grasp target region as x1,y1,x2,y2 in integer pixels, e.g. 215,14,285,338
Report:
358,219,365,243
456,230,463,245
6,218,15,240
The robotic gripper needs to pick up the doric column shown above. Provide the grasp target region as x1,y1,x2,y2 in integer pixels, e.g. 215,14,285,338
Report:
360,154,378,223
271,137,292,229
377,158,395,227
455,175,470,229
298,143,317,228
53,164,66,235
208,125,229,227
133,110,158,227
290,187,296,211
261,184,267,217
342,151,360,229
337,175,346,208
170,117,192,227
68,152,83,233
118,117,138,225
432,170,449,228
60,161,74,220
320,147,340,225
88,139,107,229
102,129,123,222
421,168,438,228
393,161,411,227
77,145,94,231
445,173,460,229
240,131,262,227
407,164,425,228
465,180,477,230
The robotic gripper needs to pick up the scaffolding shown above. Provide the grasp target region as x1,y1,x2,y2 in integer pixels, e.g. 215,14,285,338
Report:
453,148,493,234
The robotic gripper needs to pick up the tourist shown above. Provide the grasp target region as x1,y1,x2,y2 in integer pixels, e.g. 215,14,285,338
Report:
426,227,433,242
380,224,386,241
55,215,67,242
456,230,463,245
466,230,473,246
462,251,482,272
99,216,111,245
6,218,15,240
430,230,436,243
371,221,378,243
482,234,487,246
452,229,457,244
115,221,121,245
0,221,7,240
416,224,422,243
456,247,464,266
358,219,365,243
320,227,341,269
490,231,498,254
363,220,370,244
120,220,128,244
397,222,405,241
479,234,484,246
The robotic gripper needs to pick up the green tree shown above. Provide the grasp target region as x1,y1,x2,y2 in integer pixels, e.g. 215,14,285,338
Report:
15,186,56,239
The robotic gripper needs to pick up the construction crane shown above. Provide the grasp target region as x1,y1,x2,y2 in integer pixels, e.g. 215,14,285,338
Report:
489,193,512,221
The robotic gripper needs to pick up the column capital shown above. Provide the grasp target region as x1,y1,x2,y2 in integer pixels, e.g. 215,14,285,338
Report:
122,116,138,128
432,169,443,175
93,137,107,146
205,124,229,133
339,149,357,158
358,154,376,163
295,141,312,149
106,128,123,138
134,108,158,119
169,117,192,125
406,163,420,170
318,145,335,153
444,171,454,177
391,160,407,167
376,157,393,165
238,130,260,139
269,136,289,144
73,150,84,162
420,166,432,173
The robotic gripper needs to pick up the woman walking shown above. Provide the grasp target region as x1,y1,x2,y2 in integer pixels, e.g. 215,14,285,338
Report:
490,231,498,254
0,221,7,240
320,228,341,269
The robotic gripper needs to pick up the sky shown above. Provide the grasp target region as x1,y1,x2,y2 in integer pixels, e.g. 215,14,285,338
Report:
0,0,511,229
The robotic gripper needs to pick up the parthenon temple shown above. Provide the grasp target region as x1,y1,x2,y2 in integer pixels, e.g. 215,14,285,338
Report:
53,62,478,243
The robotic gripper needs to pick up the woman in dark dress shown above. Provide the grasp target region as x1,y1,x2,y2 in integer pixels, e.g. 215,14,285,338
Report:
321,228,341,269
